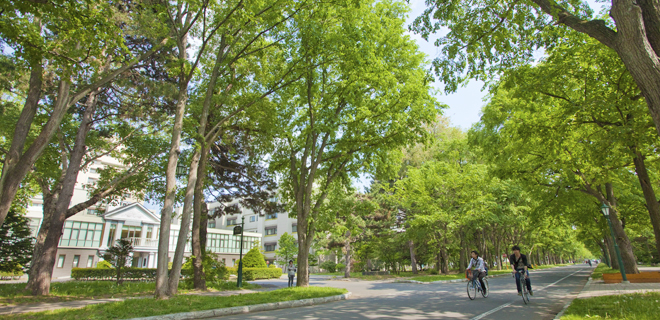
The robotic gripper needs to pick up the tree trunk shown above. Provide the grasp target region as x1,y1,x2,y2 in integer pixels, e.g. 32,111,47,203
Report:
605,183,640,274
344,237,351,278
167,150,200,295
200,204,208,254
296,219,311,287
604,234,619,269
631,149,660,258
408,239,417,275
155,31,189,298
192,147,210,290
459,233,468,273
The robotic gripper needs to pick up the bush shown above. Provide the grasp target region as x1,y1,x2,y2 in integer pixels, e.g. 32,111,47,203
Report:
72,268,158,281
242,267,282,281
96,260,112,269
237,247,267,268
227,267,237,275
0,268,24,280
320,261,336,273
269,264,278,268
336,263,346,271
429,269,439,275
181,254,229,281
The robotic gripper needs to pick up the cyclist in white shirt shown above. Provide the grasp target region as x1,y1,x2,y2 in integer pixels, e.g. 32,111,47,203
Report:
467,250,487,294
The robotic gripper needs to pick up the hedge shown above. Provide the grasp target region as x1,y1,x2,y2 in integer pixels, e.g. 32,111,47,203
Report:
72,268,163,281
242,268,282,281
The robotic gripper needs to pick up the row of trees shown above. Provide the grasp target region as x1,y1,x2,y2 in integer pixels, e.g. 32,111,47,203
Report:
0,0,439,295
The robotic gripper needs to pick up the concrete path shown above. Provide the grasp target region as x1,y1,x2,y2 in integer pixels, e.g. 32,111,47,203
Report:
577,279,660,299
220,265,594,320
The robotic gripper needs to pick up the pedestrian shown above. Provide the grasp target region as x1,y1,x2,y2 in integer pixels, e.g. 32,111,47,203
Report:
287,260,297,287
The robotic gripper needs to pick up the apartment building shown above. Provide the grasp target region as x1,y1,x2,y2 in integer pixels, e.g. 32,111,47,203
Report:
207,202,298,266
24,156,262,279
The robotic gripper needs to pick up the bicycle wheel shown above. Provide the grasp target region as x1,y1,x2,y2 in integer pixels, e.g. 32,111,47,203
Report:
481,279,489,298
467,281,477,300
519,277,529,305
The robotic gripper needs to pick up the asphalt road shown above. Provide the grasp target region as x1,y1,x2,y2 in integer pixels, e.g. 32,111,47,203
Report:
214,265,593,320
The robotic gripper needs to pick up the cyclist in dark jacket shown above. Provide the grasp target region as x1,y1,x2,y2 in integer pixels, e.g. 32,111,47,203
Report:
509,245,533,296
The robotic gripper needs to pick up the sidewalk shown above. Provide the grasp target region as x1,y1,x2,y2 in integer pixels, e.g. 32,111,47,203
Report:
577,279,660,299
0,288,269,316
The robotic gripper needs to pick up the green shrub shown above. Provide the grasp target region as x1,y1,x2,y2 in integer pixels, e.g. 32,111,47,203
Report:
242,267,282,281
0,268,24,279
181,254,229,281
72,268,158,281
237,247,267,268
268,264,278,268
320,261,336,273
96,260,112,269
429,269,439,275
336,263,346,271
227,267,237,275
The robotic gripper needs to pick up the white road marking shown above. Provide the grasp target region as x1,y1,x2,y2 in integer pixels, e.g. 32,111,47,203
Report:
470,269,585,320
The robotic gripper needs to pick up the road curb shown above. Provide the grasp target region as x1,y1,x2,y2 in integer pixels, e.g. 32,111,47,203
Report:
125,292,351,320
553,273,594,319
395,272,510,284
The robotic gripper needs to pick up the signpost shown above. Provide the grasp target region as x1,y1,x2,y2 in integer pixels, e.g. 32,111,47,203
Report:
234,216,245,287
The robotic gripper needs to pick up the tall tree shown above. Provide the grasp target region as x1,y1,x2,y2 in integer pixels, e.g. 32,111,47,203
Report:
271,0,440,286
412,0,660,141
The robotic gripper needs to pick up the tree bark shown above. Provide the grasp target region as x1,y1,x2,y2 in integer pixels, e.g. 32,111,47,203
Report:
167,150,200,296
192,148,209,290
344,235,352,278
459,233,468,273
631,149,660,258
155,31,189,298
408,239,417,275
605,183,640,274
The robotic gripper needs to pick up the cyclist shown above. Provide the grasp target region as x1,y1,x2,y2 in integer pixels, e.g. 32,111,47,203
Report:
467,250,487,294
509,245,533,296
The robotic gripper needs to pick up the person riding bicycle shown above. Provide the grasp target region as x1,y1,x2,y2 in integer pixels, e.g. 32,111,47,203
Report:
467,250,487,294
509,245,533,296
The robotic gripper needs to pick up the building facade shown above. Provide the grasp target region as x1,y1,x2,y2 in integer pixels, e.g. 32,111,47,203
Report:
207,202,298,266
24,156,262,279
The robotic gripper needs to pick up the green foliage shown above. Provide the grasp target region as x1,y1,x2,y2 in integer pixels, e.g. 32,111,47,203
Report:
181,253,229,282
429,269,439,275
0,209,33,273
274,232,297,266
320,261,337,273
101,239,133,285
561,292,660,320
336,263,346,271
72,268,156,281
242,267,282,281
238,247,267,268
96,260,113,269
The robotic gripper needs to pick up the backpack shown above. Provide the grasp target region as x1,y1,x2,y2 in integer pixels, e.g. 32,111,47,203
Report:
484,261,489,275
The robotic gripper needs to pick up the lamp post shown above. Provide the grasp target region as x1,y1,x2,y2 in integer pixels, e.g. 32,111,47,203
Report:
235,216,245,287
601,203,629,283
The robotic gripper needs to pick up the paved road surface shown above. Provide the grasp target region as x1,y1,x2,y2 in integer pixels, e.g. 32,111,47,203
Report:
215,265,592,320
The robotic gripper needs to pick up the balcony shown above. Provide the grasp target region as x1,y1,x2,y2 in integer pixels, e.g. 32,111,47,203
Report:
112,237,158,247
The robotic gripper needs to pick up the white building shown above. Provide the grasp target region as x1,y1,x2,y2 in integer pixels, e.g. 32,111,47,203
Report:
206,202,298,266
24,156,262,279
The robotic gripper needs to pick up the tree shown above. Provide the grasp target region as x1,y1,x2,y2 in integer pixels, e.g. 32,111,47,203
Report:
102,239,133,285
238,247,267,268
0,209,34,274
275,232,298,266
271,0,440,287
412,0,660,141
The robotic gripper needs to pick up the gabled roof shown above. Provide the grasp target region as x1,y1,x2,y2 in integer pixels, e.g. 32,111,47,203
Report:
103,202,160,225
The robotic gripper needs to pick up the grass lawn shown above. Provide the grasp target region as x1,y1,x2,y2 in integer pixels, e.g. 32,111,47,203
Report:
4,286,348,320
591,263,621,280
0,280,260,306
560,292,660,320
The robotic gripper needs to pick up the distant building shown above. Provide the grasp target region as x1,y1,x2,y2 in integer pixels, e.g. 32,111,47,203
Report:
24,156,261,279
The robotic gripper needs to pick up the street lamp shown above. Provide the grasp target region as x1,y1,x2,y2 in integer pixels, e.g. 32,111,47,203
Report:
176,163,188,177
601,203,629,283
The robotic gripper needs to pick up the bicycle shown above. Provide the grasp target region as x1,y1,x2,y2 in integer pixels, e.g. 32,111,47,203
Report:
467,272,489,300
515,269,530,304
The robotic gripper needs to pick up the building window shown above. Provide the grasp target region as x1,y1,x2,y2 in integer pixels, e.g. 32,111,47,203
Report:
57,255,65,268
222,258,226,265
292,225,297,233
264,243,276,252
87,208,103,216
121,225,142,239
107,223,117,246
232,259,236,266
227,219,238,226
90,168,97,173
60,221,104,247
208,220,216,228
250,216,257,222
266,213,277,220
146,226,153,239
72,255,80,268
265,227,277,236
87,255,94,268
